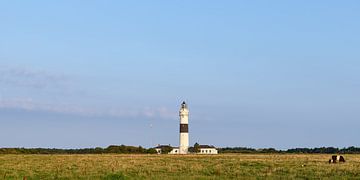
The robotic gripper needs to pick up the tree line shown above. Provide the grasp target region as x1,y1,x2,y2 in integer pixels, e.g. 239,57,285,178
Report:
1,146,360,154
0,145,157,154
219,146,360,154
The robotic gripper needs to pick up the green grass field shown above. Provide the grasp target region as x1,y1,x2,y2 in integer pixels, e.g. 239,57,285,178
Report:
1,154,360,179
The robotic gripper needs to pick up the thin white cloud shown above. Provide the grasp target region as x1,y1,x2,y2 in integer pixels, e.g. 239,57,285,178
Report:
0,97,177,120
141,106,176,119
0,65,68,89
0,65,177,119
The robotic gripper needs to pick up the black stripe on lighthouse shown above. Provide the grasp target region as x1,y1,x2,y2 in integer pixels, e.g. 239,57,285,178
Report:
180,124,188,133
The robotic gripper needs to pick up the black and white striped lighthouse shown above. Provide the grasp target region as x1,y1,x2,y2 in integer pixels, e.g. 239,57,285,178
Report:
179,101,189,154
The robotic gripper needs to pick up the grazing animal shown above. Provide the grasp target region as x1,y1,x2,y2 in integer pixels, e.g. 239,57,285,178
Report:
329,155,345,163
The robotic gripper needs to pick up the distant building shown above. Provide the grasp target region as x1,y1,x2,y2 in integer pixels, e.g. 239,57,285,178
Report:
154,102,218,155
198,145,218,154
154,145,179,154
155,144,218,154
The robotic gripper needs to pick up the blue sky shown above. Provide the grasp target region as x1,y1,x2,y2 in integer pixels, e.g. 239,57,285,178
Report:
0,1,359,149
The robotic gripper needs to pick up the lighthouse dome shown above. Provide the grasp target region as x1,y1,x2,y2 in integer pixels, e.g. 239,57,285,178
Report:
180,101,189,111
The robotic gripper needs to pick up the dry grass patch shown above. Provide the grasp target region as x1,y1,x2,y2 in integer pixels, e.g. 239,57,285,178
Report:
1,154,360,179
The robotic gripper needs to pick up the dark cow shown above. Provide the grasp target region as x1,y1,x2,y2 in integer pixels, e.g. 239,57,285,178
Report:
329,155,345,163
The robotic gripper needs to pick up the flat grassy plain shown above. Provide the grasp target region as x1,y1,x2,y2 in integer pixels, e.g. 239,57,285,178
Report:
1,154,360,179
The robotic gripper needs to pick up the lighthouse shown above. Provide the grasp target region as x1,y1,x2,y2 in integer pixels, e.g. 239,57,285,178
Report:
154,101,218,155
179,101,189,154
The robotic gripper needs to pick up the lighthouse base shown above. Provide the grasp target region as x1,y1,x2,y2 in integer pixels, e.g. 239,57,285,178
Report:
179,133,189,154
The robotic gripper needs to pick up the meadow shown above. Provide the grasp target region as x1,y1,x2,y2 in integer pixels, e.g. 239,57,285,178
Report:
1,154,360,179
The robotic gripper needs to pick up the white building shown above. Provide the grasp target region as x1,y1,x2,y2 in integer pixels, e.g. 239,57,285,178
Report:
198,145,218,154
155,145,218,154
155,145,180,154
